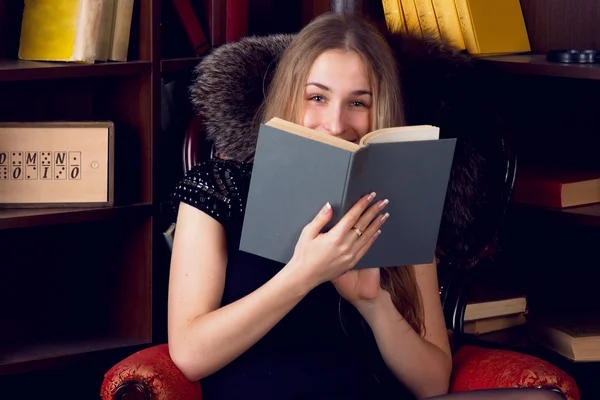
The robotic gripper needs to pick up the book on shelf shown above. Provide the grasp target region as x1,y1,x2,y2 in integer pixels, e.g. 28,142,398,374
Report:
431,0,466,50
381,0,407,34
453,0,530,55
512,165,600,209
527,312,600,362
413,0,441,41
464,284,527,321
399,0,422,38
172,0,211,56
380,0,528,55
239,117,456,270
463,312,527,335
19,0,134,64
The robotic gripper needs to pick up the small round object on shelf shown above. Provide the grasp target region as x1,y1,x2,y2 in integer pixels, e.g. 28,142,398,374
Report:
546,49,600,63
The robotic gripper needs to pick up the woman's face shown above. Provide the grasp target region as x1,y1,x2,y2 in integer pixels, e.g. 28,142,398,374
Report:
301,50,372,143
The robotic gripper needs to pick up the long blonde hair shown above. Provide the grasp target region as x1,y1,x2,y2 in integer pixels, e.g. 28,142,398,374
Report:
259,13,424,335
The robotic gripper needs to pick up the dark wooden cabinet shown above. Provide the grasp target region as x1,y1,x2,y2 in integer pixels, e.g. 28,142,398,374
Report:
0,0,203,387
464,2,600,398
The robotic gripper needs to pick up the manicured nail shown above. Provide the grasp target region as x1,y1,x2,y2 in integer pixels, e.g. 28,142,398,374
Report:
367,192,376,201
374,229,382,238
380,212,390,222
321,202,332,214
378,199,389,209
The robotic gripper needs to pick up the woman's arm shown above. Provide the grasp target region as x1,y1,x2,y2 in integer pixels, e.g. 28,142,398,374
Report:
168,194,387,382
167,203,310,381
357,262,452,399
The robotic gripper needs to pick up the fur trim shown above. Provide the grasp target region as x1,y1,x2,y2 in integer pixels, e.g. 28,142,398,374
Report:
190,34,294,162
189,32,511,269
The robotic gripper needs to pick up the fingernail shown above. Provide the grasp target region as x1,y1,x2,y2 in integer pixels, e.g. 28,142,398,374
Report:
321,202,332,214
374,229,382,238
380,212,390,222
378,199,389,209
367,192,376,201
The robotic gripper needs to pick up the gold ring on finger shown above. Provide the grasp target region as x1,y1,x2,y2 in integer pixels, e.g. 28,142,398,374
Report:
352,227,363,237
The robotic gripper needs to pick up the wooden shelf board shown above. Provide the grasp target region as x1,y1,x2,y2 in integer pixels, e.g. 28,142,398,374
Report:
0,203,153,230
479,54,600,80
0,336,149,376
0,60,151,82
510,203,600,227
160,57,201,73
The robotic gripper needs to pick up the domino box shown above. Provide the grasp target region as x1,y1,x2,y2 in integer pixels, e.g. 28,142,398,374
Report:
0,121,114,207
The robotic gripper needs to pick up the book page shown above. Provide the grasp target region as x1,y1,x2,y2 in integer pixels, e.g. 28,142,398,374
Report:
266,117,360,152
360,125,440,146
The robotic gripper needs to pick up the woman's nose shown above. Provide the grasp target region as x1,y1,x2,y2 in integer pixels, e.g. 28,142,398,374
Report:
324,107,345,136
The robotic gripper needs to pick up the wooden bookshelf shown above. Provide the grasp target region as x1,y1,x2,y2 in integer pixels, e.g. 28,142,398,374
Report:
160,57,202,73
0,0,158,385
479,54,600,80
0,203,153,230
0,60,152,82
0,337,148,376
509,203,600,228
465,1,600,398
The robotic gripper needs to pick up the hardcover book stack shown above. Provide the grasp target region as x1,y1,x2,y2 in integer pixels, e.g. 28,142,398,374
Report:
381,0,531,56
463,285,528,335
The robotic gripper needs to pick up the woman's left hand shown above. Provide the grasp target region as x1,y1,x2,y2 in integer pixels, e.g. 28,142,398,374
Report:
332,267,382,306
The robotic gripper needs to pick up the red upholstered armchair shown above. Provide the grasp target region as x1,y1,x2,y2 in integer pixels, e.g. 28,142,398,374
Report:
99,117,580,400
101,342,578,399
101,9,581,400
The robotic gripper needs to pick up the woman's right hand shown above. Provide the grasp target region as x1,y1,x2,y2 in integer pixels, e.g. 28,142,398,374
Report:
286,192,390,290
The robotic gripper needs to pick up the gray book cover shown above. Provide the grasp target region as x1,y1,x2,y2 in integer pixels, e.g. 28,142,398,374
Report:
239,124,456,269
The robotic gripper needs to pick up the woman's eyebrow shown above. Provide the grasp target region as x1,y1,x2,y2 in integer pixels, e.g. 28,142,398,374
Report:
306,82,372,96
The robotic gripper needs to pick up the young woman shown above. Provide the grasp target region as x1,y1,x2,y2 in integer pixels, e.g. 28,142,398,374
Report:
167,12,565,400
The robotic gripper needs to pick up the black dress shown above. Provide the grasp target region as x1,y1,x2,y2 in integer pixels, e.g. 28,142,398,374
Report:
171,158,414,400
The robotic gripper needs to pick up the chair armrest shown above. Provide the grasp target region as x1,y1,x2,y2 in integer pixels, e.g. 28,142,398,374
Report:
100,344,201,400
450,345,580,400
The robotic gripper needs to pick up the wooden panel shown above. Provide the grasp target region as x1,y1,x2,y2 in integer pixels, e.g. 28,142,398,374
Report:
520,0,600,53
0,60,150,82
107,217,153,341
0,337,147,376
0,219,152,361
479,54,600,80
92,75,153,205
0,203,151,230
0,78,94,122
0,1,24,59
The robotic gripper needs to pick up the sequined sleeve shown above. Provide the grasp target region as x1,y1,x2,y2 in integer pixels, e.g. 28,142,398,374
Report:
171,159,251,229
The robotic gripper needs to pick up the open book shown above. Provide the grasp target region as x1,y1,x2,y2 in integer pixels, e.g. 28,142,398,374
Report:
239,117,457,269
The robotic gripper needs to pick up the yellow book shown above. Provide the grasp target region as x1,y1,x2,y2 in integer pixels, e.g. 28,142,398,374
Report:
399,0,423,38
453,0,530,56
19,0,105,64
413,0,441,39
381,0,406,34
431,0,465,50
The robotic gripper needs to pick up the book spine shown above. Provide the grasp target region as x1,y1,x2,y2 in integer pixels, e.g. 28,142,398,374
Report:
453,0,479,54
381,0,407,34
341,147,370,214
431,0,466,50
172,0,211,56
399,0,423,38
74,0,105,63
225,0,248,43
108,0,135,61
413,0,441,39
95,0,117,62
